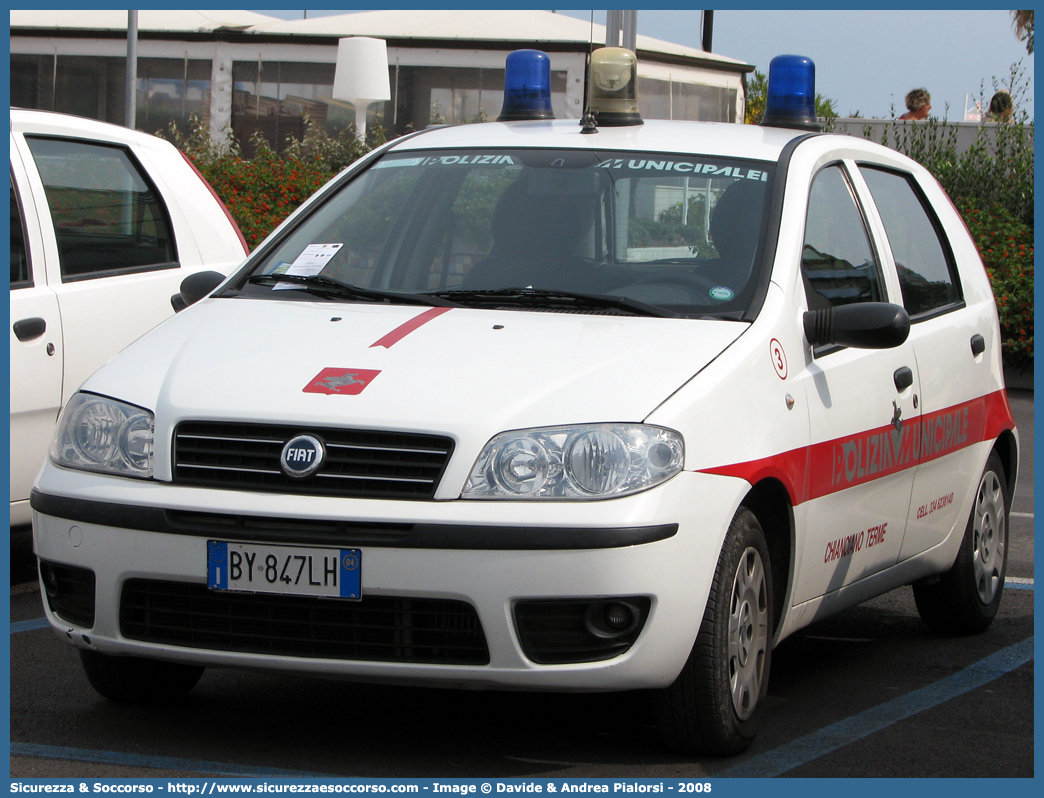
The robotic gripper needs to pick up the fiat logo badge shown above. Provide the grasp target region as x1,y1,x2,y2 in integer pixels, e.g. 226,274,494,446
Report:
280,435,325,478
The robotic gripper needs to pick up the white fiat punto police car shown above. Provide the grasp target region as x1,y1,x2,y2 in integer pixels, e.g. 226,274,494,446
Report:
32,51,1018,756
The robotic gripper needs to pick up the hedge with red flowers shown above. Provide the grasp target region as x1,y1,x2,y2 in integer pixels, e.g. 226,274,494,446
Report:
958,199,1034,371
162,116,384,250
872,65,1033,371
197,147,329,250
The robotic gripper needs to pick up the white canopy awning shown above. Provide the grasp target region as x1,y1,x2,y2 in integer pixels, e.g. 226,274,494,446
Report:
9,10,280,33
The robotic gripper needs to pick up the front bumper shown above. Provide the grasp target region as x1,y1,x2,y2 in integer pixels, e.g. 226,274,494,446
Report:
32,467,747,692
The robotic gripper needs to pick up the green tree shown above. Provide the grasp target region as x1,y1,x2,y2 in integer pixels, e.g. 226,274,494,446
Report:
744,70,767,124
815,95,839,120
1012,10,1034,54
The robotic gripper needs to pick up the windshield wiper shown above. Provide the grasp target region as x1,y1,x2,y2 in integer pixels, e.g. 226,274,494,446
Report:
430,287,680,318
247,273,460,308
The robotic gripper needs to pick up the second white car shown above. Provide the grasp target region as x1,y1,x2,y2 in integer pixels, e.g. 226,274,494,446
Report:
10,108,249,528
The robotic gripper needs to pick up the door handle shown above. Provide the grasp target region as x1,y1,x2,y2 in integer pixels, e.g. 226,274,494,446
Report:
971,334,986,357
893,366,914,393
13,317,46,342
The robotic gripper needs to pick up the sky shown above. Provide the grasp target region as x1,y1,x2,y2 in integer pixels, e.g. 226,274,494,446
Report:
248,7,1034,121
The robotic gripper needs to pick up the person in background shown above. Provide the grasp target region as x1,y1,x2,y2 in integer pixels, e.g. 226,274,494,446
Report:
899,88,931,120
986,89,1014,121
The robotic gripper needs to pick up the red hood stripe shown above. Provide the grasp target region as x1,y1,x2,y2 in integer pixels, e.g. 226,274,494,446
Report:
370,307,453,349
700,390,1015,505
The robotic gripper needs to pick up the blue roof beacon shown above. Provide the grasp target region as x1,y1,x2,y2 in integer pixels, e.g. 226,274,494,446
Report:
760,54,821,131
497,49,555,121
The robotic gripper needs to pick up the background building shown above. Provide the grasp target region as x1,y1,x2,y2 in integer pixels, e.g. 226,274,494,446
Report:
10,10,754,149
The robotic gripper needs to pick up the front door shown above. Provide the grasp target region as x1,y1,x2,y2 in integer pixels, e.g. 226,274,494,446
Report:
792,163,919,604
9,168,63,518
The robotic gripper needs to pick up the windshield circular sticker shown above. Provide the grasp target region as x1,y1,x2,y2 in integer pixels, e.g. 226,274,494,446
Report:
770,338,788,380
709,286,734,302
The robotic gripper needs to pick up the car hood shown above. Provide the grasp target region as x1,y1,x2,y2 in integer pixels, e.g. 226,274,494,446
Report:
85,298,746,446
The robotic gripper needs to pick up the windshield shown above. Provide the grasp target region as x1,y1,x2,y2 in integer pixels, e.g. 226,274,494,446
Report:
235,148,776,318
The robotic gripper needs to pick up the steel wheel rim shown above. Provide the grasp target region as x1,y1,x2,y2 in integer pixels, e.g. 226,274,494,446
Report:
728,546,769,720
972,469,1006,605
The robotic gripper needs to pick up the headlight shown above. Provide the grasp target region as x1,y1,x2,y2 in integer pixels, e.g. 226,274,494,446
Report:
463,424,684,500
50,393,155,479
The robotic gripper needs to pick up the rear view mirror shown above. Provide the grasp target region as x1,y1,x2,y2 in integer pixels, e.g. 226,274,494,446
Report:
172,270,226,312
803,302,910,350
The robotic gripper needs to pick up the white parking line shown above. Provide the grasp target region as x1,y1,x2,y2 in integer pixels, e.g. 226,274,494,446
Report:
719,636,1035,777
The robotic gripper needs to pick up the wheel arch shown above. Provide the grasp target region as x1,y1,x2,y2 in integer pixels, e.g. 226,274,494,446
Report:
740,478,794,642
992,429,1019,498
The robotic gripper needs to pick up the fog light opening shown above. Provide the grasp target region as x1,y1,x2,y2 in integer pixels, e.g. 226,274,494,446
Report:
37,559,97,628
514,597,650,664
40,561,59,598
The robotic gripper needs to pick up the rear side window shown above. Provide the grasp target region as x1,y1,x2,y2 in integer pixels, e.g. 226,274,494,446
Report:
10,175,32,289
858,166,962,317
801,164,883,308
25,136,177,282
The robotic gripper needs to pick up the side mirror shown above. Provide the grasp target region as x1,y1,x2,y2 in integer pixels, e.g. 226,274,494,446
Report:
172,270,226,312
803,302,910,350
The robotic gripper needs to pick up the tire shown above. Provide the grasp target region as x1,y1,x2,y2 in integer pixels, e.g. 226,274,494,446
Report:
653,506,773,755
79,649,205,703
913,451,1009,635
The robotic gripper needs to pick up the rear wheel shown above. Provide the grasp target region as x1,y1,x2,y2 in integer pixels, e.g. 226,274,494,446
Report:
80,650,205,703
913,451,1009,635
653,506,773,755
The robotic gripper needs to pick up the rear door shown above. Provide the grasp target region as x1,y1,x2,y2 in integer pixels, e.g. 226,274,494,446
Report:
855,164,998,560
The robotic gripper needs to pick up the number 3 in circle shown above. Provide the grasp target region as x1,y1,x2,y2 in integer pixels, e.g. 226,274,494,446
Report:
770,338,788,380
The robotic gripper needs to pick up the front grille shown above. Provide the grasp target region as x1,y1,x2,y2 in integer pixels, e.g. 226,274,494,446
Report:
173,422,454,500
120,579,489,665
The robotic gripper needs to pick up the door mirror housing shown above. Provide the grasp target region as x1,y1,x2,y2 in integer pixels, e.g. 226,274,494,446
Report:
173,270,226,312
803,302,910,350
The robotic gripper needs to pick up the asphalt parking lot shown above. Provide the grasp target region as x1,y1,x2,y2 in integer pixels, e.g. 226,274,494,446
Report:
8,390,1033,779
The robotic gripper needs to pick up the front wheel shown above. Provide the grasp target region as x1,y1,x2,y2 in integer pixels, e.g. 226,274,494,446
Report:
913,451,1009,635
80,649,205,703
653,506,773,755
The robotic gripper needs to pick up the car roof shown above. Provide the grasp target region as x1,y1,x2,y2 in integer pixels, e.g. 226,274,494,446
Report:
388,118,812,162
10,107,170,148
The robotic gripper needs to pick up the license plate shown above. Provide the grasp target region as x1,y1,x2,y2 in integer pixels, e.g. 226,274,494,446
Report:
207,541,361,600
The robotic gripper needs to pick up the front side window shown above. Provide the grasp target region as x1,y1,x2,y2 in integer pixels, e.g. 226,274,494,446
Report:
235,149,776,319
858,165,962,317
802,164,883,309
25,136,177,282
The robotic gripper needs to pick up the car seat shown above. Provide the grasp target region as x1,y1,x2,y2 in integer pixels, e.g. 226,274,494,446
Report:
706,179,767,290
463,173,597,292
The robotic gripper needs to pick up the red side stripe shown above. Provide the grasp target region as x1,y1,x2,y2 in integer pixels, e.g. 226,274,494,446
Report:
700,390,1015,505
